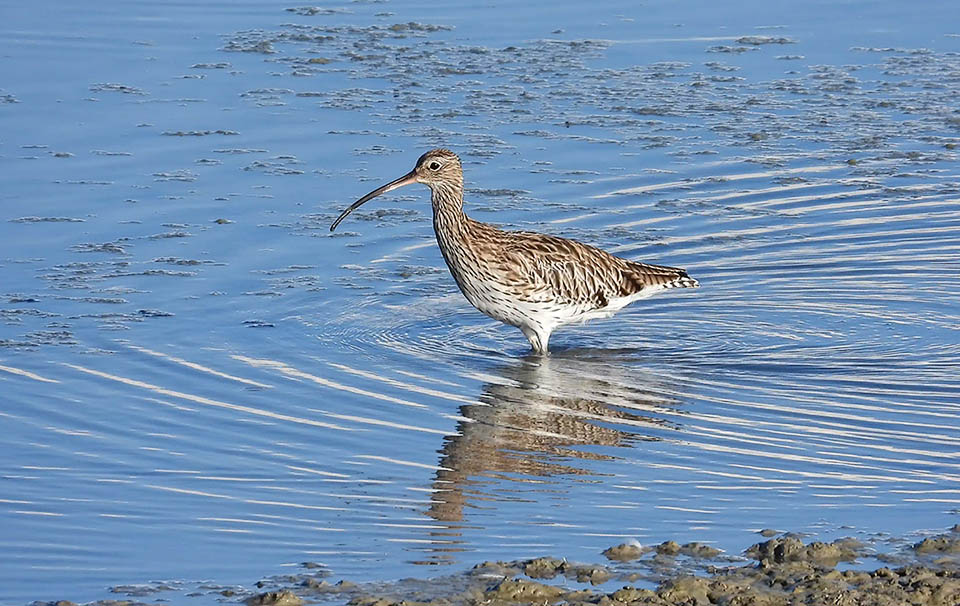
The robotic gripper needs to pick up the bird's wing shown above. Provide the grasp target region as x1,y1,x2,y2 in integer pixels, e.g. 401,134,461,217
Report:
497,232,693,309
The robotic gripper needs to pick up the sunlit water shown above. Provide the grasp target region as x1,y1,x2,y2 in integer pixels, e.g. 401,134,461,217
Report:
2,0,959,603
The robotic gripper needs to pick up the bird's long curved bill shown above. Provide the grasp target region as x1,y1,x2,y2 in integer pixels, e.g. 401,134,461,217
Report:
329,170,418,231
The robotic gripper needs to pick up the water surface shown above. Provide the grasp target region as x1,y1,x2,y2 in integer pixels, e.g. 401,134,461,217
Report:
2,0,959,603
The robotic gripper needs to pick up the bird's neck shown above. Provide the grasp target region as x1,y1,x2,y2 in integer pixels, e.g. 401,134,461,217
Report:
430,181,467,237
430,180,479,292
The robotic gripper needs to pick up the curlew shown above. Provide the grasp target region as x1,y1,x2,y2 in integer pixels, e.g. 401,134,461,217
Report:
330,149,698,354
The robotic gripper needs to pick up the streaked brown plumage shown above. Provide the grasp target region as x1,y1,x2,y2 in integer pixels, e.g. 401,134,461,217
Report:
330,149,698,354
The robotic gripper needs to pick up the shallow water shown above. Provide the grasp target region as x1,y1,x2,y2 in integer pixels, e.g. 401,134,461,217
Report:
2,0,960,603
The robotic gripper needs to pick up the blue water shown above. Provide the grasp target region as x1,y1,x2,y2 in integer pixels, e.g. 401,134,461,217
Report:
2,0,959,604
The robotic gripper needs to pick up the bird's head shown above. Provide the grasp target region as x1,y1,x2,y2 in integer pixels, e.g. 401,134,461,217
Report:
330,148,463,232
411,148,462,188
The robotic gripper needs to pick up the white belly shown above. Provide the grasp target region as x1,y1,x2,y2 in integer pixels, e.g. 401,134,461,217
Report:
463,279,669,333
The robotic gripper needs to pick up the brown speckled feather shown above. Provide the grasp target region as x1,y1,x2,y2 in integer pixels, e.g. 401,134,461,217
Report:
330,148,698,354
495,229,694,306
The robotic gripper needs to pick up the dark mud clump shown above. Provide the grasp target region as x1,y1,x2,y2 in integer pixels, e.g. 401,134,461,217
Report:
651,540,722,559
516,557,611,585
603,542,649,561
914,535,960,555
744,535,864,566
245,590,303,606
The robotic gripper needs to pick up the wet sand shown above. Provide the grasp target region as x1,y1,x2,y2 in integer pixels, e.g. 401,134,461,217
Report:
33,527,960,606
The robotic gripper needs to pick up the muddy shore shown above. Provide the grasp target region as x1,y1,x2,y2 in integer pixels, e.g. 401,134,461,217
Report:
30,527,960,606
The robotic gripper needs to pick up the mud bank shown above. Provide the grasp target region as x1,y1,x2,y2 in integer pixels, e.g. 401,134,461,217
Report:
30,527,960,606
337,534,960,606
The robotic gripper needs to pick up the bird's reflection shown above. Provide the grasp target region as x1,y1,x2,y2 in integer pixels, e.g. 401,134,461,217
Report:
424,349,686,525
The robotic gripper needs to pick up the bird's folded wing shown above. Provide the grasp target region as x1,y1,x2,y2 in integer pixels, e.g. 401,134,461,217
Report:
497,233,688,308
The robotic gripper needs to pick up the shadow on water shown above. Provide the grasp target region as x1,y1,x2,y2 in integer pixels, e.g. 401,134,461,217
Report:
422,350,689,562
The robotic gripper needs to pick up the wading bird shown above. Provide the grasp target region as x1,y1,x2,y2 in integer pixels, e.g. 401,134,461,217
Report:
330,149,698,354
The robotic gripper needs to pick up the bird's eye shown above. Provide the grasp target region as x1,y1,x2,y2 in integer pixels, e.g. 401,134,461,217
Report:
428,161,441,170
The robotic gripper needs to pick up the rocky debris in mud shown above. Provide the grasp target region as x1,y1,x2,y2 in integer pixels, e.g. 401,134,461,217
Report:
299,579,339,592
603,542,649,561
213,147,269,154
104,267,196,278
29,583,171,606
473,560,523,578
397,264,445,279
604,540,721,562
387,22,453,33
243,319,276,327
469,558,611,586
285,7,349,17
191,62,231,69
26,531,960,606
285,533,960,606
516,557,611,585
152,256,219,266
655,541,682,556
520,556,565,579
89,82,147,95
914,535,960,555
110,582,179,596
736,35,797,45
135,309,174,318
70,241,128,254
10,216,86,223
161,129,239,136
244,158,305,175
0,307,59,319
24,330,77,345
745,535,865,567
152,170,197,182
677,542,722,559
245,590,304,606
336,559,960,606
706,45,759,54
484,578,566,602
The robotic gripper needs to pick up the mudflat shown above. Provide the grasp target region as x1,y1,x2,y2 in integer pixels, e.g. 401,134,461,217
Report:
36,528,960,606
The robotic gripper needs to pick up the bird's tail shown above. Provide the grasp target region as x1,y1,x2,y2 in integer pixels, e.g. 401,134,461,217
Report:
667,270,699,289
629,261,699,289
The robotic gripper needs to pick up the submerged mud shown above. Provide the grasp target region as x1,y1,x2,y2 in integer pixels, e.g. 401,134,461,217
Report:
31,529,960,606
